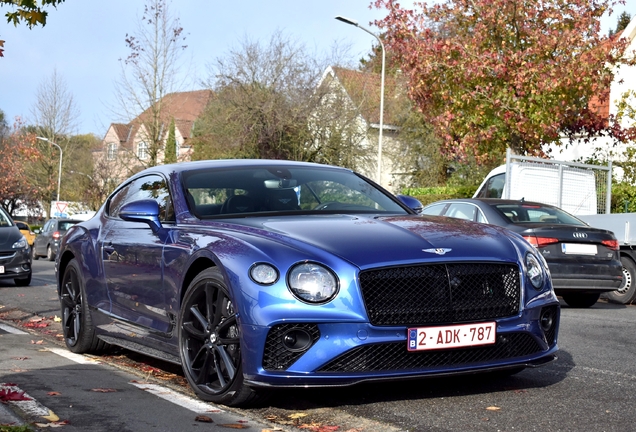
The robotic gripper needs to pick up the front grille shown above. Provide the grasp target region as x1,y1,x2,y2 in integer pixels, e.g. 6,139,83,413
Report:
263,323,320,371
317,333,541,373
359,263,521,326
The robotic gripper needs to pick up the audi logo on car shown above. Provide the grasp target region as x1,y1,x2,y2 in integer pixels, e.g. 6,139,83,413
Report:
573,232,588,238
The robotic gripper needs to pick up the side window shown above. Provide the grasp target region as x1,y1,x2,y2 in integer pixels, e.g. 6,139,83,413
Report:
44,221,54,232
109,175,174,222
446,203,477,221
476,174,505,198
421,203,447,216
107,183,133,218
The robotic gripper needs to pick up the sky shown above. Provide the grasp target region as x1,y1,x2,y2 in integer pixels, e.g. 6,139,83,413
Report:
0,1,633,138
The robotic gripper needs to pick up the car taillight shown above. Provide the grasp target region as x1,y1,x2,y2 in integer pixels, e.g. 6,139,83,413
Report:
523,235,559,248
52,231,61,240
602,239,619,251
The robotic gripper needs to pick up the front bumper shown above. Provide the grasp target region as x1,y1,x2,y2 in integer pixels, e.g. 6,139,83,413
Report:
0,248,32,280
241,303,560,388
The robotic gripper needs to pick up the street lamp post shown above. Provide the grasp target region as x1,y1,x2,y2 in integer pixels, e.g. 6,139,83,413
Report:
335,15,385,185
36,137,63,202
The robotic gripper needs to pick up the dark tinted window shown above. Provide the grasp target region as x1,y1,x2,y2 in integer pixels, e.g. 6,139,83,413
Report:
108,175,174,222
476,173,504,198
493,203,585,225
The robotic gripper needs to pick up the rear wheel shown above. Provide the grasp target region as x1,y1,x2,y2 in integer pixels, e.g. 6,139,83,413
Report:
605,256,636,305
47,245,55,261
561,293,600,308
60,259,108,353
178,268,260,406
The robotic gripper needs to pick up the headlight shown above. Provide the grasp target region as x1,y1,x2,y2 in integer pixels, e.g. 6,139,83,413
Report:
12,237,27,250
525,253,544,290
288,262,338,303
249,263,279,285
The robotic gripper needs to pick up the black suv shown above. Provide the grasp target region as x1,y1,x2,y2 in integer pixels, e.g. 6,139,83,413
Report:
32,218,81,261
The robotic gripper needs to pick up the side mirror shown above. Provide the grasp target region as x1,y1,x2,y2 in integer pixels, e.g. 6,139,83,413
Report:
119,199,162,232
396,194,423,214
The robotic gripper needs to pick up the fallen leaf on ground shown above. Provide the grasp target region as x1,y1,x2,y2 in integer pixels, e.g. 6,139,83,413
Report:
486,406,501,411
47,391,61,396
34,420,69,428
30,340,44,345
42,411,59,422
53,316,62,322
195,415,213,423
219,425,249,429
0,388,32,402
29,317,44,322
289,413,308,420
91,388,117,393
11,357,29,360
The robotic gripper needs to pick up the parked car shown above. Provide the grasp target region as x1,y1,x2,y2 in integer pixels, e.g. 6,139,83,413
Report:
32,218,82,261
56,160,560,406
422,198,623,308
14,221,36,246
0,207,32,286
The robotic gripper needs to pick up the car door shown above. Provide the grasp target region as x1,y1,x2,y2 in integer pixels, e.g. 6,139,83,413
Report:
34,220,53,256
100,174,175,333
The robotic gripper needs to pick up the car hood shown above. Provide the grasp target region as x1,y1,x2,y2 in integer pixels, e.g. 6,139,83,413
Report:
226,214,519,269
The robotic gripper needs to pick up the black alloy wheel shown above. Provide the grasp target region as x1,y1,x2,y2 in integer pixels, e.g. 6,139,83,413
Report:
178,268,258,406
605,256,636,305
60,259,107,353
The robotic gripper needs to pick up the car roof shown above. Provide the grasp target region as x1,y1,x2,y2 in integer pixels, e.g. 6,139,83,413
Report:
132,159,352,179
427,198,558,209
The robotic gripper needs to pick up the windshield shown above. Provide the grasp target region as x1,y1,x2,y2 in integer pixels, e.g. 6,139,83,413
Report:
493,203,585,226
0,207,13,227
182,166,408,218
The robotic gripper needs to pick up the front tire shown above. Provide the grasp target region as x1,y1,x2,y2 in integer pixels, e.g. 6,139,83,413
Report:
605,256,636,305
14,274,31,287
31,247,39,260
178,268,259,406
60,259,108,353
561,293,600,308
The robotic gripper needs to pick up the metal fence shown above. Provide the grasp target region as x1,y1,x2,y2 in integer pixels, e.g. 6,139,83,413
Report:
505,149,612,215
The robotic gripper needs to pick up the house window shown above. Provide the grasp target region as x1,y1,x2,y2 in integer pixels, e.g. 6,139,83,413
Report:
107,142,118,160
137,141,148,160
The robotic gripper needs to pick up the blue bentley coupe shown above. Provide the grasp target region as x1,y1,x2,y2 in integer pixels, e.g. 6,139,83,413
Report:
56,160,560,406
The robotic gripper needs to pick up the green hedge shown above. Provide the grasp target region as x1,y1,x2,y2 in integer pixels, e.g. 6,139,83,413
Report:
611,183,636,213
401,186,478,207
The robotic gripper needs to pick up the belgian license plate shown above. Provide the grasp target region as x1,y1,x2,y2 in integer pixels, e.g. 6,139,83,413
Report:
0,266,4,274
562,243,597,255
408,322,496,351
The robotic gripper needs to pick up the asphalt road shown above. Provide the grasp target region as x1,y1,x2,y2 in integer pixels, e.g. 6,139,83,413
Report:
2,260,636,431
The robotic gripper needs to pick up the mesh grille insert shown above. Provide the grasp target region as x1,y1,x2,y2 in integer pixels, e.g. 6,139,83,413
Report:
263,323,320,371
317,333,541,373
359,263,521,326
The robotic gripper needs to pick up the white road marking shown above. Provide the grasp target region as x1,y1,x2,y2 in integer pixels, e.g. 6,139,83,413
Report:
46,347,101,364
0,323,28,334
0,383,57,421
130,382,224,414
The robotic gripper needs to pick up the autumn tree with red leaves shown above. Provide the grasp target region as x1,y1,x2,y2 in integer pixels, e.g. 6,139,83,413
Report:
372,0,635,164
0,119,42,216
